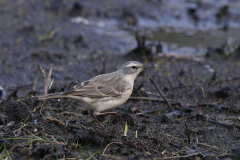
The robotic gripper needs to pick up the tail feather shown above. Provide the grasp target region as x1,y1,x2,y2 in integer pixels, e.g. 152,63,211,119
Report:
35,92,67,100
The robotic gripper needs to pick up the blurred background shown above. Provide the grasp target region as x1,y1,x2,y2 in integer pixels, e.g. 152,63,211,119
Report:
0,0,240,91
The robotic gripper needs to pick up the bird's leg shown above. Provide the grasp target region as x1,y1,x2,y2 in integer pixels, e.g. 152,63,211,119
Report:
96,112,118,121
89,111,104,128
89,112,117,128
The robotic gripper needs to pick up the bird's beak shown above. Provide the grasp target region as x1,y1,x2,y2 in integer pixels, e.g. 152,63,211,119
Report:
142,65,154,69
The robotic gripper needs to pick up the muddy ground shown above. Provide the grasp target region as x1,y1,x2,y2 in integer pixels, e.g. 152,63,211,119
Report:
1,0,240,160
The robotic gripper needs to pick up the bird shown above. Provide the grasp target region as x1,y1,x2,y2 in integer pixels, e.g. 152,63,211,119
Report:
36,61,153,127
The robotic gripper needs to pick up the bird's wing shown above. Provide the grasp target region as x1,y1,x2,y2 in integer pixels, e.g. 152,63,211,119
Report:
63,73,129,98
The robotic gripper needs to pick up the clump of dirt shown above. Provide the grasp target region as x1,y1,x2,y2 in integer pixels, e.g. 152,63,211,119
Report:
5,101,32,122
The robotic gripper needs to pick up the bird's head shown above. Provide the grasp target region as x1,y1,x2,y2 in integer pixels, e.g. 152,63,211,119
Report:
117,61,153,78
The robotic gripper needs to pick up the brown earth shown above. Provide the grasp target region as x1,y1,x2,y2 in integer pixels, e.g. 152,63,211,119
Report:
0,0,240,160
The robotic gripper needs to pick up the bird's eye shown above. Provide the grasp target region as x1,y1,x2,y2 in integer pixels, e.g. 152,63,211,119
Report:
132,66,138,70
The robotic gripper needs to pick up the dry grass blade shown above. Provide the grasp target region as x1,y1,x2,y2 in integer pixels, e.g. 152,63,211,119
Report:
38,64,54,102
47,64,54,90
38,64,46,93
101,142,122,159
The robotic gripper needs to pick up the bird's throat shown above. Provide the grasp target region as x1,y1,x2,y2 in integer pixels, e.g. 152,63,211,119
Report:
124,74,137,85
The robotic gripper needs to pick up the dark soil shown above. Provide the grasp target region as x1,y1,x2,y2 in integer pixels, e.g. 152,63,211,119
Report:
1,0,240,160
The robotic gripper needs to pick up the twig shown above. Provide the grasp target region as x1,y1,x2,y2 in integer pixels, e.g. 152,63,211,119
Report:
149,78,174,110
215,92,240,104
197,114,240,130
198,143,218,150
13,122,29,137
161,152,201,159
136,109,163,120
45,117,65,126
129,97,165,101
185,122,191,144
193,142,208,157
129,97,227,111
187,86,197,95
3,121,15,130
136,108,164,115
186,103,216,108
212,153,232,157
129,97,180,107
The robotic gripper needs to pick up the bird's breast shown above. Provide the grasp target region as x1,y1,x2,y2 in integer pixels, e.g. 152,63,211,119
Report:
124,74,136,86
92,88,132,112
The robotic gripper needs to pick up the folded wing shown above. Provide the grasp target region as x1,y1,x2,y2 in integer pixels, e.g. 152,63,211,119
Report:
63,72,127,98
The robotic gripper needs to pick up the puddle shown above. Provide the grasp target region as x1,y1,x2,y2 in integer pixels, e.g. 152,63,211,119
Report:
71,17,240,55
71,0,240,55
149,27,240,55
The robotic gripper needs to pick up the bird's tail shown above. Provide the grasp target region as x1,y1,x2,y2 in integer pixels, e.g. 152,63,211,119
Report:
35,92,67,100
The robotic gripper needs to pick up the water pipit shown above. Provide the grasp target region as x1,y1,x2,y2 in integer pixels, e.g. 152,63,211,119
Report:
36,61,153,127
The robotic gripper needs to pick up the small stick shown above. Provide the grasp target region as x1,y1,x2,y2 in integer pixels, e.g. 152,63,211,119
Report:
215,92,240,104
13,122,29,136
193,143,208,157
187,86,197,95
129,97,165,101
185,122,191,144
46,117,65,126
197,114,240,130
129,97,180,106
149,78,174,110
136,108,164,115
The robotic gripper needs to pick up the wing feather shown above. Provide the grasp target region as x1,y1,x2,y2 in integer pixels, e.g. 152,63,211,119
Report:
63,72,127,98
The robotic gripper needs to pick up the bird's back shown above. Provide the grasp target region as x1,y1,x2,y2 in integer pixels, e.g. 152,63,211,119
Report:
64,72,132,97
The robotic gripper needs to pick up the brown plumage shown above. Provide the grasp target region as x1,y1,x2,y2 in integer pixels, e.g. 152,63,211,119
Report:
36,61,153,127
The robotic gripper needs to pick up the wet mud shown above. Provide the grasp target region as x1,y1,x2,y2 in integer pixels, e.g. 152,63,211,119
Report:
1,0,240,159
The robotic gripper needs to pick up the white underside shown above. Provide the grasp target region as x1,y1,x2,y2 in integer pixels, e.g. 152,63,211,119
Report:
68,83,133,113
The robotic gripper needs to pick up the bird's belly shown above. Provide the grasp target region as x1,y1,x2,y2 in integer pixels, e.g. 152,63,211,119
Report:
67,96,96,111
93,96,129,112
68,87,133,113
